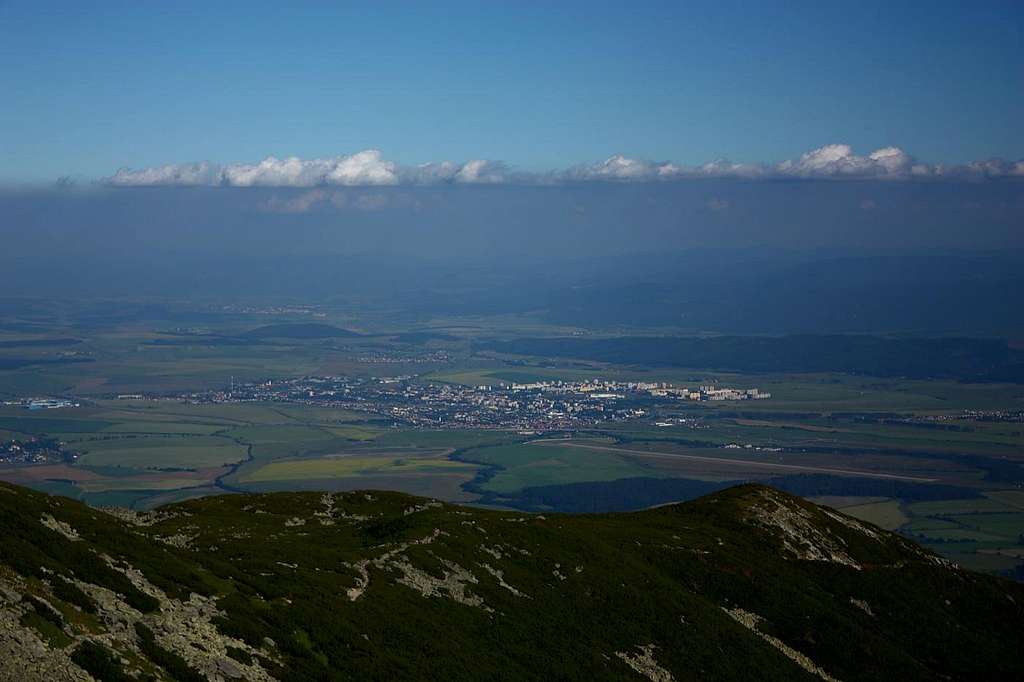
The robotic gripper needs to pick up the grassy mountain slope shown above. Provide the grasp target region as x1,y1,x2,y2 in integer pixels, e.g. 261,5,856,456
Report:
1,480,1022,681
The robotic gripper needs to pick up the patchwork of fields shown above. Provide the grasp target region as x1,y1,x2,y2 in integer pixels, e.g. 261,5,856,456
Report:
821,493,1024,575
1,307,1023,578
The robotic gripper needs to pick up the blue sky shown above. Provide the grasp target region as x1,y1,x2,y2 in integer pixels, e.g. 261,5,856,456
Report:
1,0,1021,182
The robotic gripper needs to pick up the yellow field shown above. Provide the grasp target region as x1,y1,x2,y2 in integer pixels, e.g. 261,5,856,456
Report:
324,425,380,441
809,495,889,509
840,499,909,530
239,453,475,483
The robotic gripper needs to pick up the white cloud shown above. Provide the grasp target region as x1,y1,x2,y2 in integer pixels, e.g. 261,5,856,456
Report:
563,145,921,181
398,159,512,184
453,159,510,184
695,160,766,179
105,146,1024,187
109,151,401,188
403,161,462,184
220,151,400,187
775,144,914,177
868,147,914,174
109,151,517,187
563,155,681,181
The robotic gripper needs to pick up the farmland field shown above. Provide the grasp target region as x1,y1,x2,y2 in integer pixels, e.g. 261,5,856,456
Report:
1,306,1023,577
74,438,247,469
239,451,474,483
831,499,909,530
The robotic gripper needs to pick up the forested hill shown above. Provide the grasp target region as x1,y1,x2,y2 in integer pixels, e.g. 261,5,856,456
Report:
2,480,1023,681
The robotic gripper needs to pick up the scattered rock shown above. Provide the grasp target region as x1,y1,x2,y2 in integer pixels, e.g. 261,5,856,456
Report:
723,607,841,682
0,601,92,682
155,533,197,549
479,563,529,598
102,507,185,527
849,598,874,616
479,545,503,560
39,514,80,542
391,556,491,611
403,501,442,516
744,489,860,569
345,529,442,602
820,509,881,542
615,644,675,682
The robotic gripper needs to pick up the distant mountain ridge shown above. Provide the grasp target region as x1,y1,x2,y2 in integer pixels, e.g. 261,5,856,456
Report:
1,481,1022,680
142,323,362,348
4,251,1022,337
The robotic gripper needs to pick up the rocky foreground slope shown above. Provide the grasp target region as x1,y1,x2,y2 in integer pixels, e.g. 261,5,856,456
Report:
1,480,1022,681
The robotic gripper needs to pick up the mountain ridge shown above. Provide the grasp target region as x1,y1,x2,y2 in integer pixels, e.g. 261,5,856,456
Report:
1,480,1022,681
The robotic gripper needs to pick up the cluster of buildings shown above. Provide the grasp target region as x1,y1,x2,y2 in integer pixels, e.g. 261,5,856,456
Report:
925,410,1024,424
860,410,1024,429
722,443,783,452
216,304,326,317
1,397,79,410
0,437,77,465
506,379,770,402
355,350,452,365
155,375,767,431
687,385,771,401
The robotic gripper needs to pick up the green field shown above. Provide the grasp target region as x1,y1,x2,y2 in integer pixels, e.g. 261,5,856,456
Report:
74,438,247,469
461,441,654,494
1,306,1023,575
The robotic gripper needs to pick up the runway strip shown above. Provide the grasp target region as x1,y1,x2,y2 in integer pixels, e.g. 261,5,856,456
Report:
531,440,939,483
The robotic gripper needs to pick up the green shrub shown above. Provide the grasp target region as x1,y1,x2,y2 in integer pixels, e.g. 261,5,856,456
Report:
21,593,63,628
53,575,97,613
134,622,205,682
70,640,132,682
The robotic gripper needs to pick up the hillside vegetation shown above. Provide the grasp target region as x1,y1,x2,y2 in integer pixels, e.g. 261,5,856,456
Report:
1,481,1022,681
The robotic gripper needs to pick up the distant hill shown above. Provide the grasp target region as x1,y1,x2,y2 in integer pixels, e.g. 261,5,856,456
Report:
0,338,82,349
0,356,94,371
493,474,982,513
1,480,1022,680
242,323,361,339
391,331,458,344
481,334,1024,382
